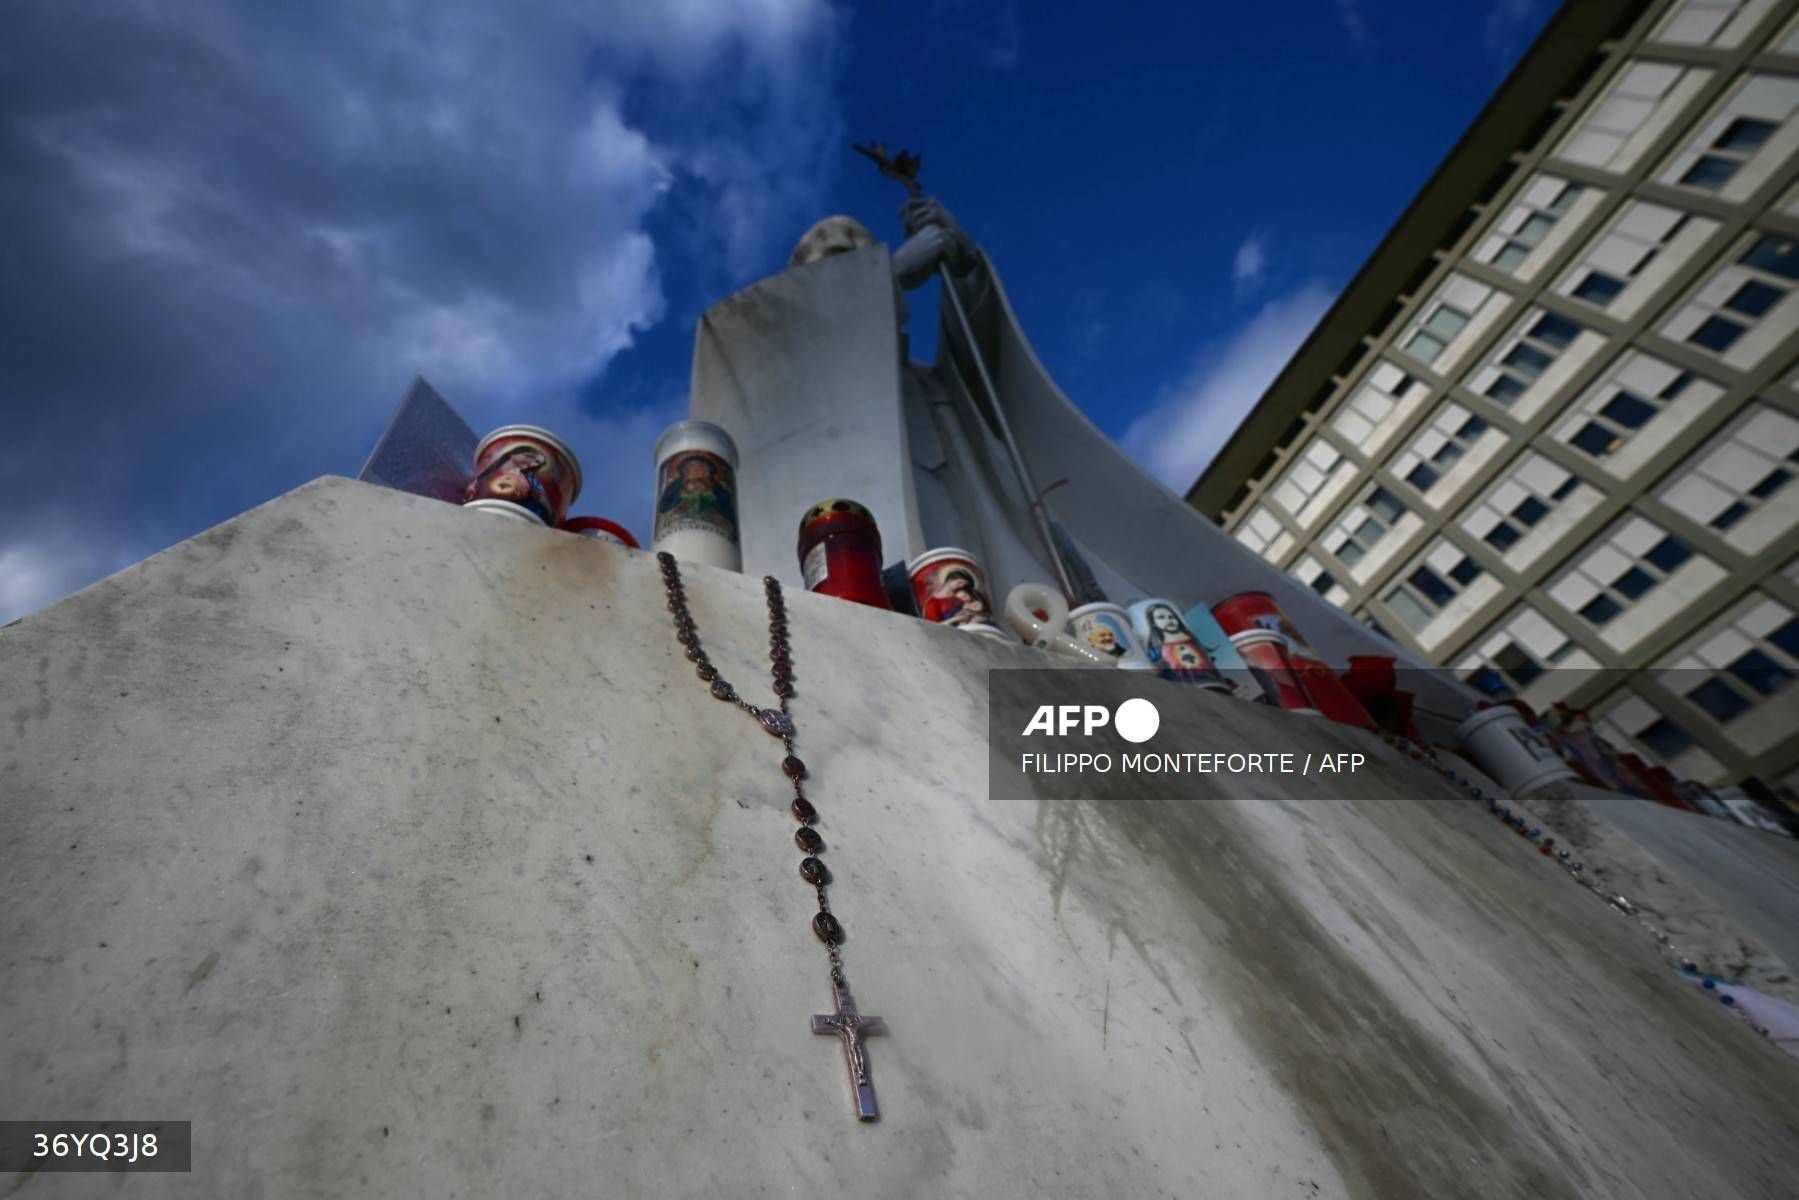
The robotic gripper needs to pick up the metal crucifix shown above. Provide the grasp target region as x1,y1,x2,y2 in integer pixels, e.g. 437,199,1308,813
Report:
850,137,1082,603
812,978,886,1120
851,141,924,198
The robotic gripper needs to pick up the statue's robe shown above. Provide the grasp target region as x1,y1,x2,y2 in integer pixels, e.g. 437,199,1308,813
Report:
689,240,1475,728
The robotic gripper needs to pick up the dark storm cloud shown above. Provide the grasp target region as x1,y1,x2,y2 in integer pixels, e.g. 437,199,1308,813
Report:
0,0,840,620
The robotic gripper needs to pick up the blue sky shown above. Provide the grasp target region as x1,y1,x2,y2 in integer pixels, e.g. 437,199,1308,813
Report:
0,0,1554,623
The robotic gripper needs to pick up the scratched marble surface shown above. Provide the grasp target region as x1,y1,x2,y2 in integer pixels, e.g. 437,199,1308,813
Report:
1,477,1794,1199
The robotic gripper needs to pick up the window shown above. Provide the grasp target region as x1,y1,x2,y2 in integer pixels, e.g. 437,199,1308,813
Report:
1651,1,1775,49
1688,315,1744,352
1741,234,1799,280
1328,486,1410,569
1462,453,1588,559
1559,200,1710,315
1391,405,1500,501
1477,177,1587,275
1672,235,1795,361
1233,505,1286,555
1477,311,1587,406
1666,598,1799,734
1644,537,1691,574
1599,692,1706,770
1381,540,1488,632
1332,360,1425,449
1660,405,1799,550
1557,61,1707,172
1267,439,1353,526
1680,117,1777,189
1660,73,1799,197
1492,644,1545,689
1406,304,1471,363
1290,554,1346,605
1726,279,1782,317
1572,272,1625,306
1560,353,1701,465
1688,676,1753,721
1551,518,1707,634
1581,594,1625,625
1397,275,1496,368
1458,607,1580,697
1638,717,1694,759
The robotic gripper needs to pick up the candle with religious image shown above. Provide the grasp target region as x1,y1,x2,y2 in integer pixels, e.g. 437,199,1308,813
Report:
1210,591,1375,727
466,424,583,528
797,499,891,610
908,548,1010,639
1126,599,1232,690
1066,602,1157,671
651,420,741,571
1228,630,1321,715
1182,602,1270,700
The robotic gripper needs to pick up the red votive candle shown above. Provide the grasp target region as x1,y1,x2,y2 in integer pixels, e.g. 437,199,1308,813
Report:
797,499,891,610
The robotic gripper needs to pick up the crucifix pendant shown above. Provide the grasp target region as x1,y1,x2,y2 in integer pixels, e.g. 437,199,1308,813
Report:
811,979,885,1120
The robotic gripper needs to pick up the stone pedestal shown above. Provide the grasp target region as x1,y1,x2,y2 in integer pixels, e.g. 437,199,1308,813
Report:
1,478,1793,1197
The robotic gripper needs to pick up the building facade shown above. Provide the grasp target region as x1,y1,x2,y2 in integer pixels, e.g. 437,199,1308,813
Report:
1187,0,1799,793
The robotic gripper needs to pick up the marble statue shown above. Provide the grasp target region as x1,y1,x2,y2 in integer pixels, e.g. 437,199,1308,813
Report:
688,148,1477,730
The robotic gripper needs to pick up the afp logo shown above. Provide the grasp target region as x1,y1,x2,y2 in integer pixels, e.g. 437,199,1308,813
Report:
1021,698,1159,744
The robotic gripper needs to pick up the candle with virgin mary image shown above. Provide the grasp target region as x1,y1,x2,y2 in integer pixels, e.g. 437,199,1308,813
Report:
466,425,583,529
1126,600,1231,691
907,548,1012,640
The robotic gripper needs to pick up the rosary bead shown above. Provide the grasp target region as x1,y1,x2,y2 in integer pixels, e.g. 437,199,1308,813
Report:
696,663,717,681
676,627,696,645
799,856,828,884
710,678,736,701
812,912,843,943
792,797,818,823
795,826,824,854
772,660,793,681
685,644,706,662
771,647,791,665
782,754,807,779
774,680,795,698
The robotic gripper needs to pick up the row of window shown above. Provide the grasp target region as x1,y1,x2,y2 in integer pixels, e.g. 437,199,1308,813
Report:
1594,592,1798,781
1558,61,1798,205
1456,593,1797,779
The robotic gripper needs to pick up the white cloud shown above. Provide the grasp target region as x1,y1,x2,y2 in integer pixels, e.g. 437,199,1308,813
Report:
1232,233,1268,296
2,0,843,617
1120,281,1338,492
0,538,137,626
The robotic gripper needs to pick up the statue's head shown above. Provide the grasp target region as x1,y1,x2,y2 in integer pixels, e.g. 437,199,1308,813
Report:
789,215,876,268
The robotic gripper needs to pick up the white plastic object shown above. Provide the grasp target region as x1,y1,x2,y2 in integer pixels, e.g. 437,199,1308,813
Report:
1005,583,1112,666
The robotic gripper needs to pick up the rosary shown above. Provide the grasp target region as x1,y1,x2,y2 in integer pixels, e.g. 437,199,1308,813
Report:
656,552,886,1121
